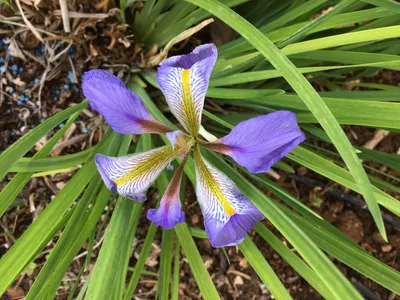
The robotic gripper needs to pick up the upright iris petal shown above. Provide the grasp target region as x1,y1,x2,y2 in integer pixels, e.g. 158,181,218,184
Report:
157,44,217,137
147,157,187,229
194,148,264,248
204,111,306,173
83,69,172,135
95,145,179,201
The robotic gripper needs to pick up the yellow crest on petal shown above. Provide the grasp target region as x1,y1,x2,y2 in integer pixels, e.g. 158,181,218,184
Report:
194,148,235,216
115,146,175,187
182,69,199,137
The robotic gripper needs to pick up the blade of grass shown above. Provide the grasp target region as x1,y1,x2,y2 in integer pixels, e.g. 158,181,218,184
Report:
158,229,174,299
240,236,292,300
10,148,92,172
171,240,180,300
361,0,400,13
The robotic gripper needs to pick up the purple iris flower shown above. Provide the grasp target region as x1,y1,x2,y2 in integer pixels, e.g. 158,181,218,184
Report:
82,44,306,248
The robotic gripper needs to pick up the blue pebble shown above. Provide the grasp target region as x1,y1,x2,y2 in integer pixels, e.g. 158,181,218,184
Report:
11,64,18,71
59,123,64,128
34,78,40,86
67,71,76,83
11,132,16,136
19,67,24,72
53,96,58,101
12,70,17,76
55,89,60,95
73,86,79,92
40,47,45,53
63,84,69,89
4,45,8,50
81,127,88,133
8,87,14,94
0,58,3,64
32,105,38,109
0,66,6,73
6,109,11,113
17,100,22,106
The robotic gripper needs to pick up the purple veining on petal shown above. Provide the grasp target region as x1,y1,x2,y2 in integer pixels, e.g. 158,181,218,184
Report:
194,152,264,248
208,111,306,174
204,188,264,248
160,43,217,77
156,44,218,135
94,146,176,201
147,200,185,230
82,69,171,134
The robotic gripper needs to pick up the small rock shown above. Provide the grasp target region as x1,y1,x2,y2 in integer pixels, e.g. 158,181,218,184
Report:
381,244,392,252
233,275,244,286
191,214,199,224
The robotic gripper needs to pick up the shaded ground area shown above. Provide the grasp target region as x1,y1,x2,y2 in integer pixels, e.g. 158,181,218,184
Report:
1,2,400,299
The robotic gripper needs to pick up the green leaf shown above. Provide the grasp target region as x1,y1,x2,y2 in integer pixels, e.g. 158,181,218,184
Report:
0,101,87,182
278,204,400,294
158,229,174,299
186,0,386,240
85,134,143,300
123,224,158,299
0,130,117,295
361,0,400,14
240,236,292,300
174,223,220,299
11,148,92,172
171,240,181,300
0,111,82,218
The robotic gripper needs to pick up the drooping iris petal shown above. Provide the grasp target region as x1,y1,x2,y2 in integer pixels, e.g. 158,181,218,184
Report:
147,157,188,229
95,145,177,201
83,69,172,134
205,111,306,174
194,149,264,248
157,44,217,137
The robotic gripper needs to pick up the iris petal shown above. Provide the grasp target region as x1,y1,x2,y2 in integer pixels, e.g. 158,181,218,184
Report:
95,145,177,201
194,149,264,248
83,69,172,134
147,158,187,229
205,111,306,174
157,44,217,136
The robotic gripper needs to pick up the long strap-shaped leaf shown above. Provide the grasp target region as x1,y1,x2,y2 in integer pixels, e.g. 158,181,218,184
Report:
185,0,386,241
0,131,118,295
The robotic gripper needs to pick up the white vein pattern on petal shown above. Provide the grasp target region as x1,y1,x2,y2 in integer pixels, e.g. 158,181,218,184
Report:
101,146,175,197
160,68,188,131
195,157,252,230
190,63,209,127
